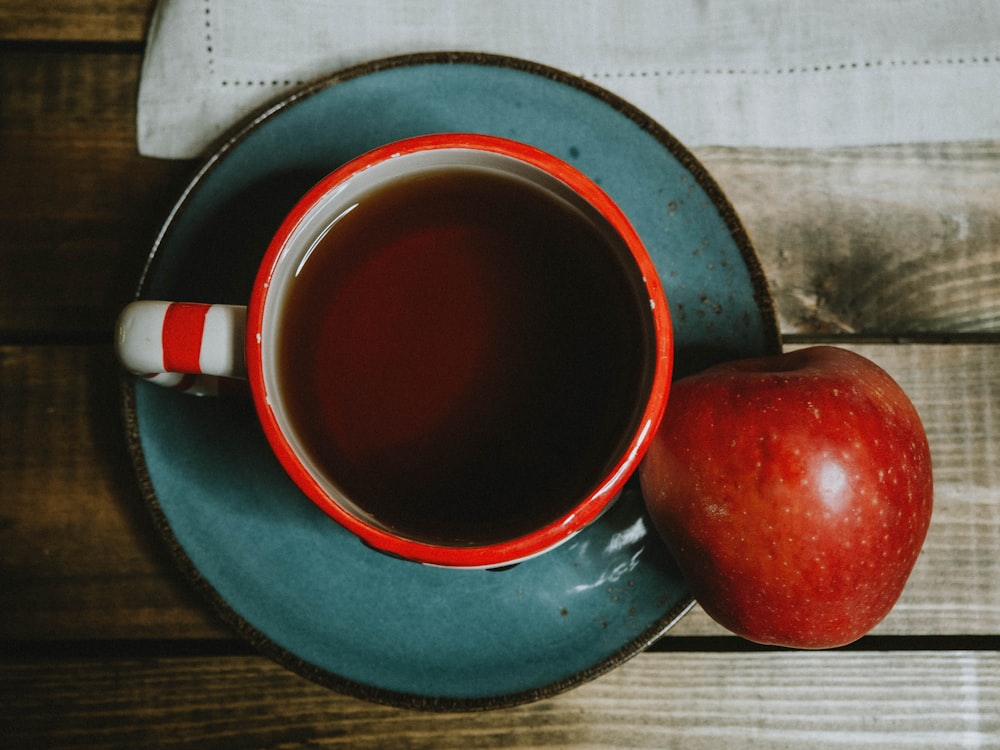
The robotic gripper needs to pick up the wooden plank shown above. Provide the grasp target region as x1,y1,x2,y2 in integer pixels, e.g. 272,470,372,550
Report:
0,128,190,337
0,50,196,338
2,342,997,640
0,50,138,129
2,651,998,748
696,142,1000,335
0,345,228,639
0,0,152,42
2,51,1000,338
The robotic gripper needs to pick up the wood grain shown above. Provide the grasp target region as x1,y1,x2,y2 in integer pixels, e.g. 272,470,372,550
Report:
0,345,227,639
2,343,997,641
2,651,997,748
0,50,195,338
0,0,151,43
697,143,1000,335
2,50,999,339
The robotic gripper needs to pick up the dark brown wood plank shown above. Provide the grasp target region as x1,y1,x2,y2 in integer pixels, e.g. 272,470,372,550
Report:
0,345,227,639
0,50,196,338
2,343,998,640
0,0,152,43
2,651,997,748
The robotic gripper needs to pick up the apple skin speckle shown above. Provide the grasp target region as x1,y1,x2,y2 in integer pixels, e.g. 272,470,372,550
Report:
639,346,933,649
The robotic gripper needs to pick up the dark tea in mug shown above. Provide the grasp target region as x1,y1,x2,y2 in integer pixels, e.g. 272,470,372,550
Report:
276,164,656,547
114,134,672,566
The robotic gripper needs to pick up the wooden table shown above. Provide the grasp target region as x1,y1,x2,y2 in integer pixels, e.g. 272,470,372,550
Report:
2,3,998,747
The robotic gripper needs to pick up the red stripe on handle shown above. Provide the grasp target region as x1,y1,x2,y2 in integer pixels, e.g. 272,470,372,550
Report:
161,302,210,373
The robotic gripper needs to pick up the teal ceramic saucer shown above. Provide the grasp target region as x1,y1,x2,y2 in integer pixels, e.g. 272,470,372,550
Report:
124,52,780,710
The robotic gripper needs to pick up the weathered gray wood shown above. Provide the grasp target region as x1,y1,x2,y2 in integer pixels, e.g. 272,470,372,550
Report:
697,143,1000,335
2,651,997,748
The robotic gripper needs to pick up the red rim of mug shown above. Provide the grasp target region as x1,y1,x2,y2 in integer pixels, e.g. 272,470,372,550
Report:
246,133,674,568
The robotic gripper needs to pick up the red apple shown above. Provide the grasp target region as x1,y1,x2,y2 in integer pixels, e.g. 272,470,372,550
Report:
639,346,933,648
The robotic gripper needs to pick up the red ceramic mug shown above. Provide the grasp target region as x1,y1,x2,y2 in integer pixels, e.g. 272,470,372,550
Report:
116,133,673,568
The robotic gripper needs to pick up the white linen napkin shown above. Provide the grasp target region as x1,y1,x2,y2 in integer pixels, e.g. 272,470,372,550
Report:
137,0,1000,159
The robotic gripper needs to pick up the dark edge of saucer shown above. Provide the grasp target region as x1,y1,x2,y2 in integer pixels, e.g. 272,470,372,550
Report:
122,51,780,712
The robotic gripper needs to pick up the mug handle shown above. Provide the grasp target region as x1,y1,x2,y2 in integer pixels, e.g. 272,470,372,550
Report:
115,301,247,396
